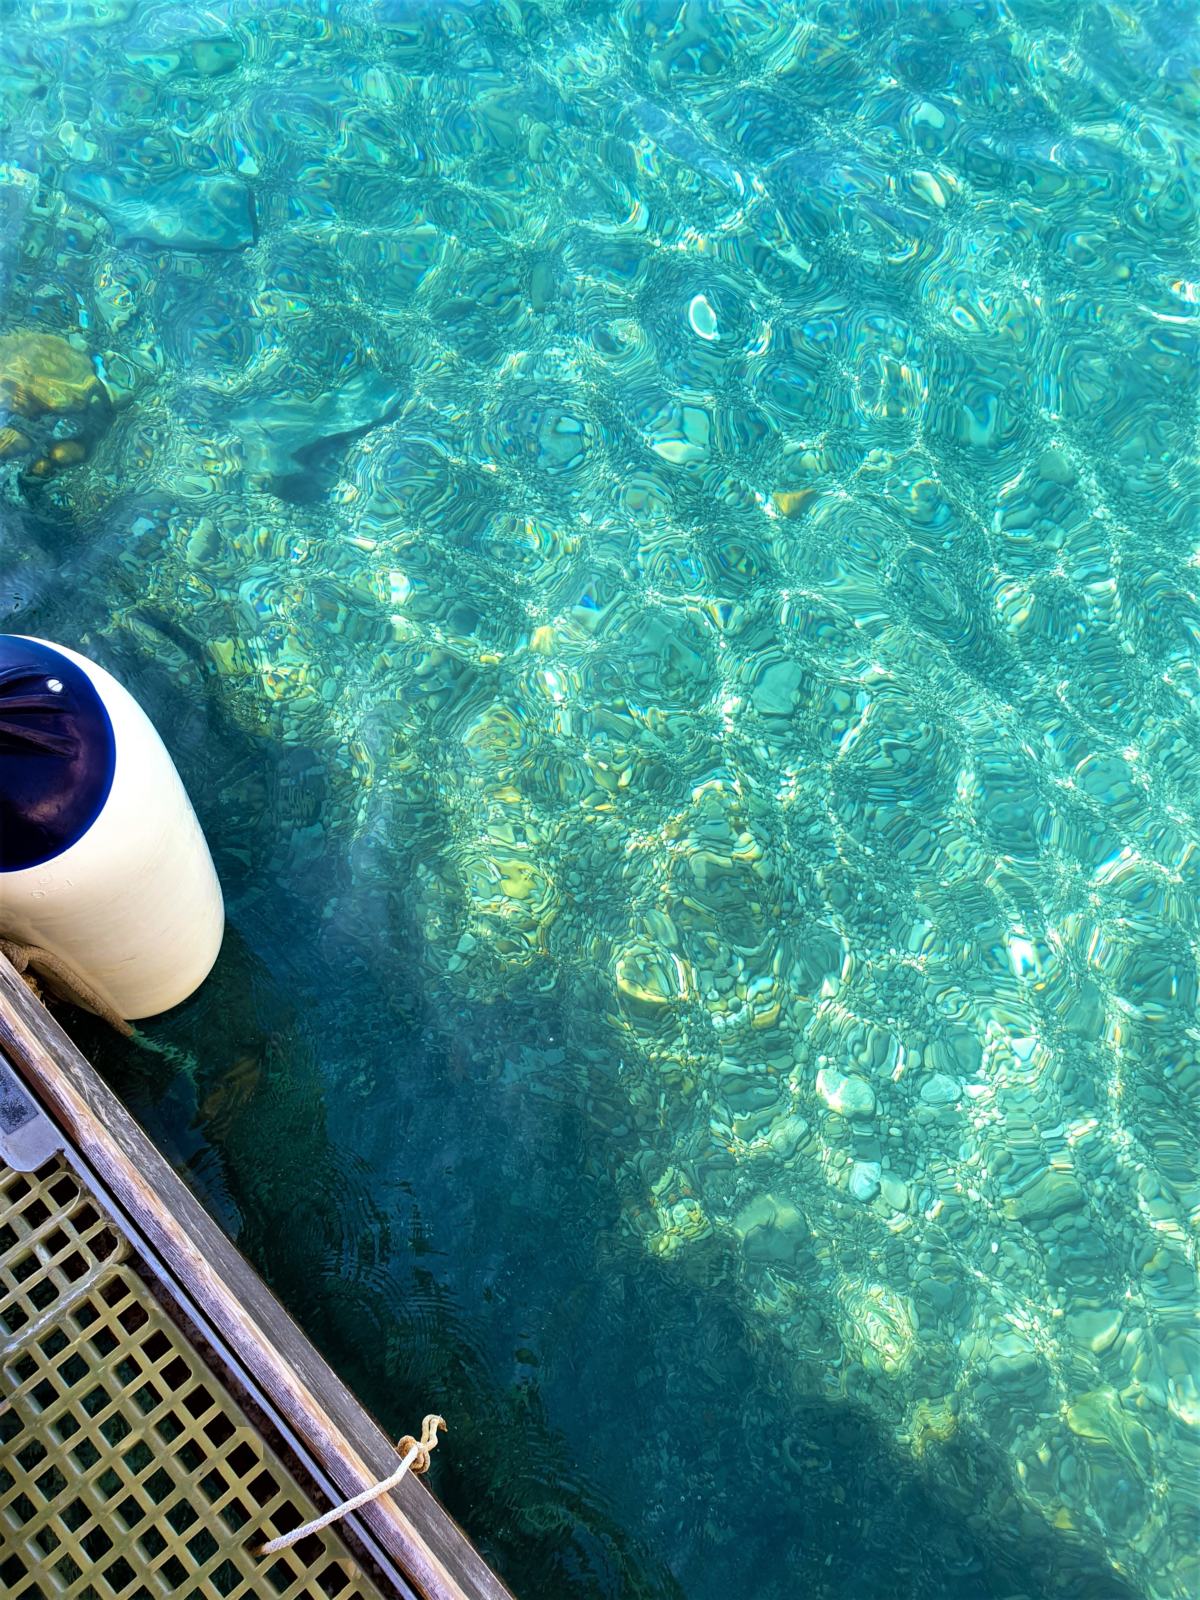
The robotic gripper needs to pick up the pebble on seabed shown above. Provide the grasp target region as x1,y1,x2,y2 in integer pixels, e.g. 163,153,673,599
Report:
816,1066,877,1119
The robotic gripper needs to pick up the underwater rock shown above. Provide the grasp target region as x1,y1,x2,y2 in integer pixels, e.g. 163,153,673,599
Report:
1066,1306,1123,1356
454,803,560,976
1002,1163,1086,1225
0,332,112,477
734,1192,808,1266
918,1072,962,1106
637,1165,715,1261
849,1160,882,1202
32,0,133,31
615,939,690,1009
765,1112,809,1161
0,426,32,458
879,1174,909,1211
63,169,255,251
122,33,242,78
229,368,401,493
620,88,747,197
48,439,88,466
189,37,242,76
839,1281,917,1376
0,331,107,418
771,488,817,518
815,1066,876,1119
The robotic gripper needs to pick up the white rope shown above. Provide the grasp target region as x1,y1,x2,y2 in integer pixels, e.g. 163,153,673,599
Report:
255,1414,445,1558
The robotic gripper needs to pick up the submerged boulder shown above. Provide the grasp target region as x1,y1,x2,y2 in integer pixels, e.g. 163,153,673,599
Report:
64,169,255,252
229,367,402,498
0,332,112,478
0,331,106,419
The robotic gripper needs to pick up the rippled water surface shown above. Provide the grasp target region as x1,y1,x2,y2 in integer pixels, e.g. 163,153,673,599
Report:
2,2,1199,1596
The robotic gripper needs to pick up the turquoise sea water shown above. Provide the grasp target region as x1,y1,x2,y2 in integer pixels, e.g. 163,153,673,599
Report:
2,1,1199,1596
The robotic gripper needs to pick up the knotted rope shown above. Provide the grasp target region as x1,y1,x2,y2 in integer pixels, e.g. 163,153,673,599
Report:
255,1415,445,1558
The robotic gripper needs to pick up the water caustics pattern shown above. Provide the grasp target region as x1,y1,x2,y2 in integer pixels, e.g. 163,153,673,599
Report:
1,0,1199,1596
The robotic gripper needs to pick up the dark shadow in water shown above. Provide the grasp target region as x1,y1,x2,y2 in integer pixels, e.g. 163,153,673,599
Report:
79,944,1143,1600
29,623,1138,1600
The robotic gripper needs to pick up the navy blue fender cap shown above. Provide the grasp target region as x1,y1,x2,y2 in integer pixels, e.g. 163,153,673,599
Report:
0,635,116,872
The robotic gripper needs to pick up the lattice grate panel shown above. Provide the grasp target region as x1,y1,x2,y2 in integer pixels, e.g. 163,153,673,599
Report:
0,1157,389,1600
1,1160,125,1351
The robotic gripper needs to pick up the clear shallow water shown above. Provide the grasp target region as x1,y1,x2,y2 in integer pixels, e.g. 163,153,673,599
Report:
2,1,1199,1596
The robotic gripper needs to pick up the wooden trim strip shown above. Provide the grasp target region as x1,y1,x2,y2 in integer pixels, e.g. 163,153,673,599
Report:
0,954,514,1600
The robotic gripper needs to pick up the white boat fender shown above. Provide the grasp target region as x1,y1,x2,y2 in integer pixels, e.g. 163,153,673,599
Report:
0,634,224,1025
